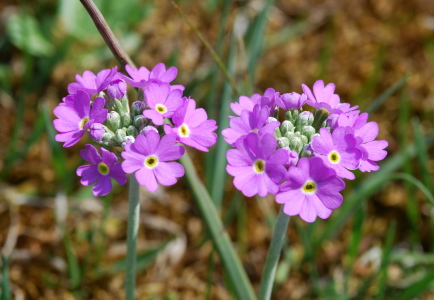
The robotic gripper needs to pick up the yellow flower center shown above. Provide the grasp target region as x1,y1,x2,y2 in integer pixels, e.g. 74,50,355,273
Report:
156,104,167,114
252,129,259,133
79,117,90,130
144,155,159,169
98,162,110,175
253,159,266,174
179,124,190,137
328,150,341,164
302,180,317,194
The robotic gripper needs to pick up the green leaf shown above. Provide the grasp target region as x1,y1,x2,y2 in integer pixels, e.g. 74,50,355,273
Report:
58,0,99,38
396,268,434,299
1,256,10,300
6,12,54,57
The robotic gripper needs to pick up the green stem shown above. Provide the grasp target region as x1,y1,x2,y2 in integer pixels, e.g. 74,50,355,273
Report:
180,153,257,300
258,206,290,300
125,174,140,300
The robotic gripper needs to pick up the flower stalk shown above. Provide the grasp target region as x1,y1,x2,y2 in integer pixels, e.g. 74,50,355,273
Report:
125,174,140,300
258,206,290,300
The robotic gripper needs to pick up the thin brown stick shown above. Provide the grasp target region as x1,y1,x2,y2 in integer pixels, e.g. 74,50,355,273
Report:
80,0,136,69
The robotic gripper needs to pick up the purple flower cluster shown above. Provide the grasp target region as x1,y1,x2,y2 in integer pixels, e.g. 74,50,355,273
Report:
53,63,217,196
225,80,388,222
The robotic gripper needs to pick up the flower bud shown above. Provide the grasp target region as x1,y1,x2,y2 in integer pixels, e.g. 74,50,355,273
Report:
132,101,146,117
122,136,135,148
101,130,116,146
120,96,130,114
133,115,147,130
301,126,316,141
121,112,131,127
300,134,308,145
267,117,278,124
274,127,282,138
285,109,299,123
141,125,158,136
112,99,124,114
126,125,138,137
299,111,314,126
115,128,127,143
277,137,290,148
278,92,307,110
301,144,312,157
107,111,121,131
107,79,127,99
288,136,303,154
89,123,104,142
280,120,295,135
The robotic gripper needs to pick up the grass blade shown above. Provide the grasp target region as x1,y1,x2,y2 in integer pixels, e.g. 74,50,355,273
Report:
0,256,10,300
366,75,408,114
180,153,257,300
375,222,396,300
396,268,434,300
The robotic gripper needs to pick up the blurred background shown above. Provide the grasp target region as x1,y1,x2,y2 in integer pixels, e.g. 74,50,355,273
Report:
1,0,434,299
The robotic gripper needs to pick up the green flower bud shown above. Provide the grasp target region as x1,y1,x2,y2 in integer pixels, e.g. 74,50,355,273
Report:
296,111,313,132
300,135,308,145
121,112,132,127
285,109,299,123
121,96,130,114
113,99,125,114
133,115,147,130
301,126,316,141
115,128,127,144
285,131,295,140
280,120,295,135
288,136,303,154
101,129,116,146
277,137,290,148
126,125,138,137
132,101,146,117
299,111,314,125
107,111,121,132
274,127,282,138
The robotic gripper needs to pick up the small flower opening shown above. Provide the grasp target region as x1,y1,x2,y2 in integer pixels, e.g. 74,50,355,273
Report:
253,159,266,174
155,104,167,114
179,124,190,137
252,129,259,133
97,162,110,175
328,150,341,164
302,180,317,194
79,117,90,130
144,155,159,169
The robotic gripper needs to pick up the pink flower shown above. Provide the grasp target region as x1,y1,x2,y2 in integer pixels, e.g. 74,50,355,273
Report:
276,157,345,223
53,90,107,147
121,131,185,192
77,144,127,196
226,133,288,197
164,98,217,152
143,81,183,126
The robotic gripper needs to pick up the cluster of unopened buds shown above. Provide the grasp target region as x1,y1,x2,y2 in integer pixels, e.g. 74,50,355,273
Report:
53,64,217,196
223,80,388,222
